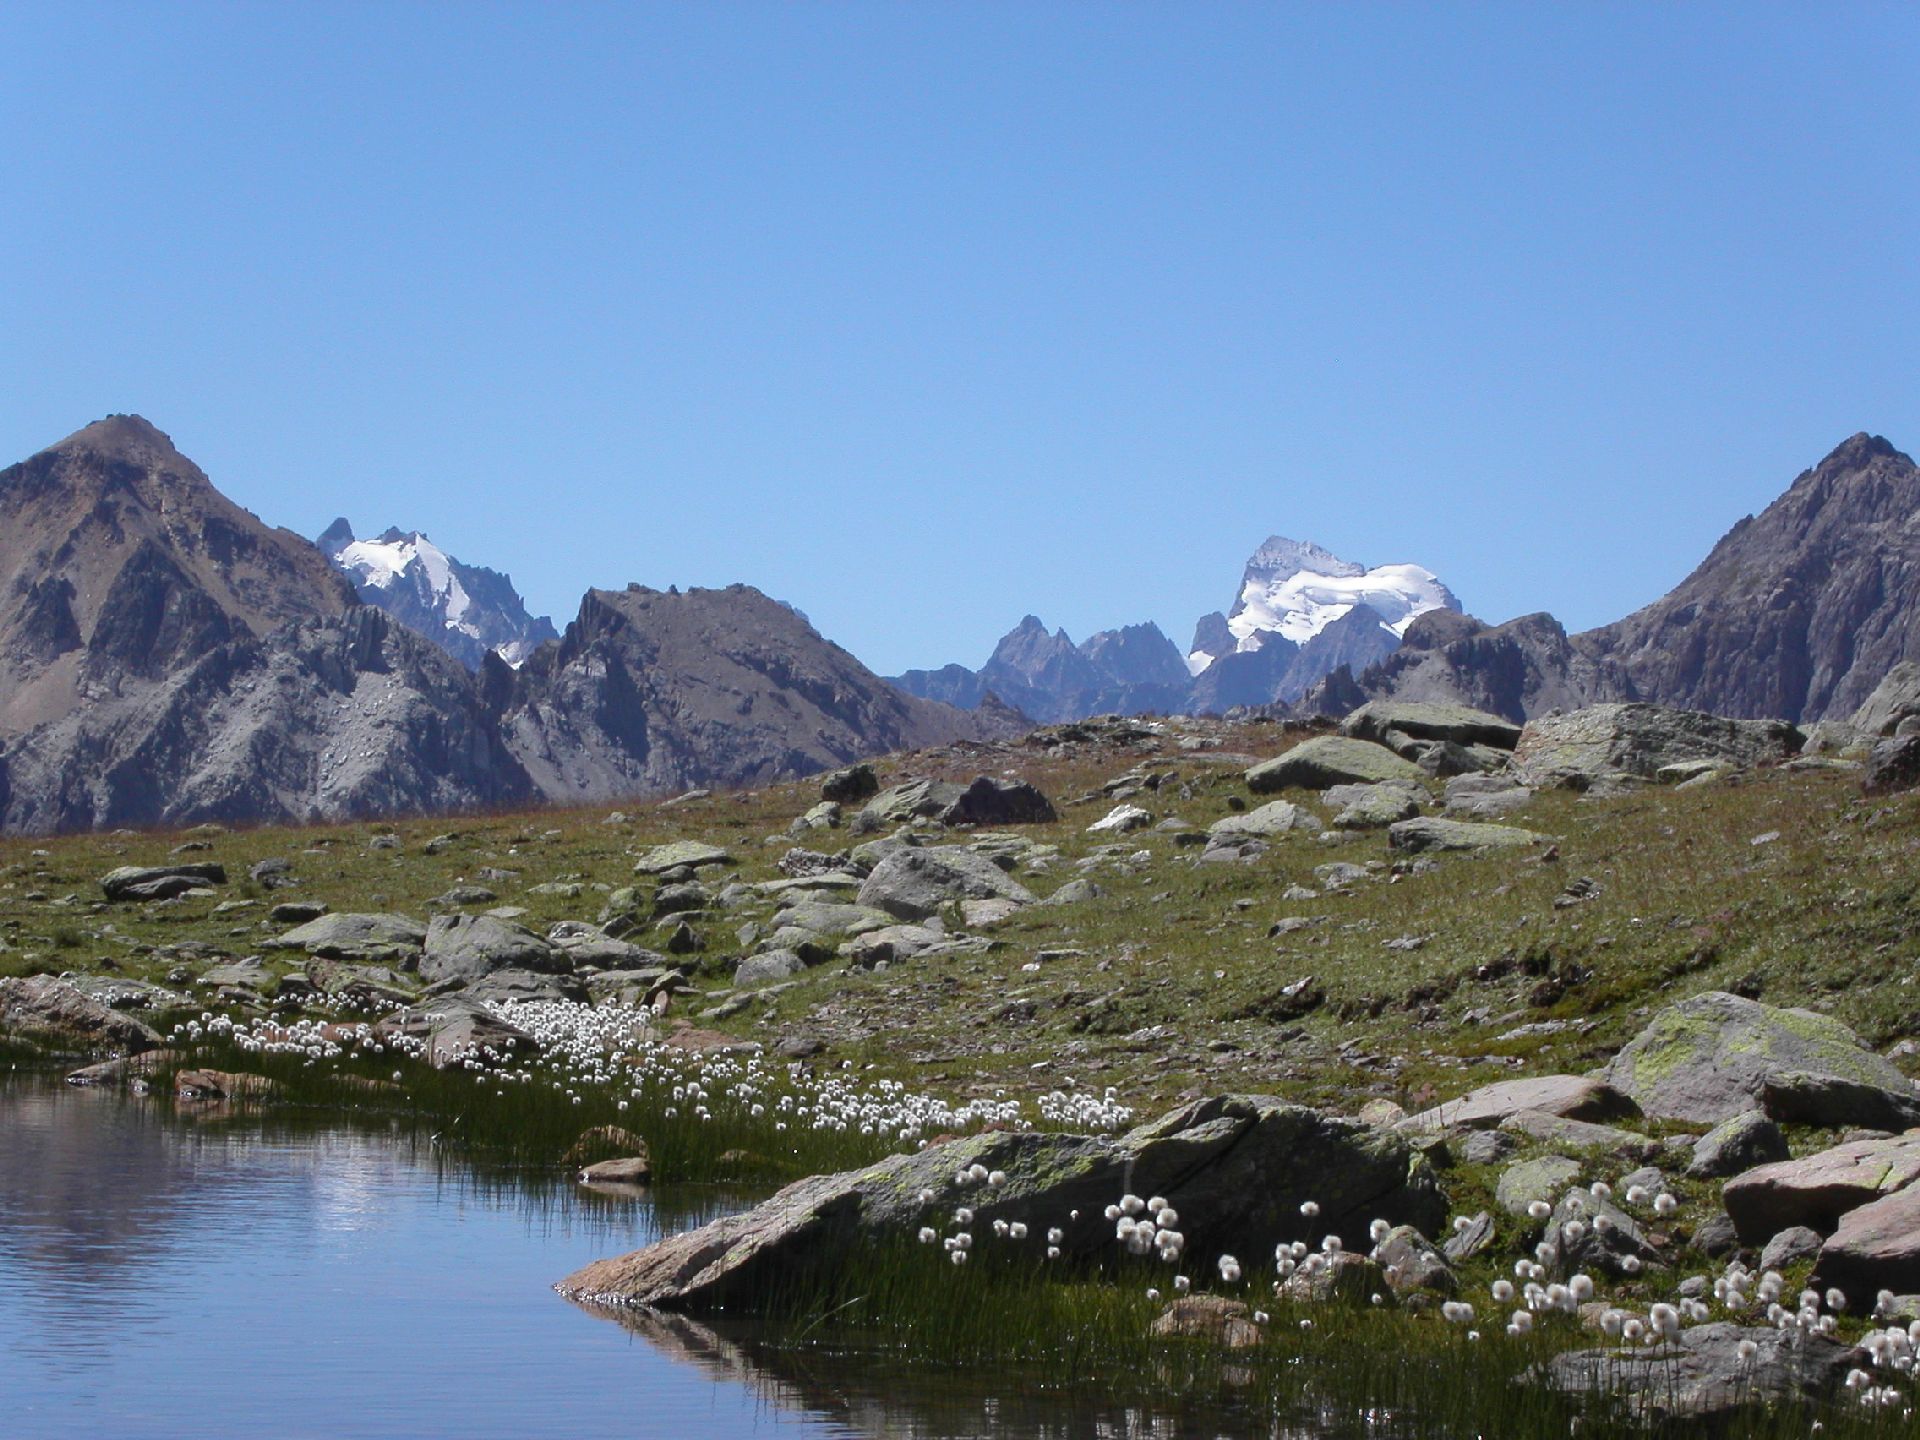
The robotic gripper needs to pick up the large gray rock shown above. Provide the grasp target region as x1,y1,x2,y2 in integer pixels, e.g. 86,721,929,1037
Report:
375,995,534,1069
265,911,427,960
938,776,1057,826
858,779,967,828
0,975,161,1053
559,1095,1447,1311
1207,799,1316,841
1442,773,1533,820
1328,782,1422,829
1814,1183,1920,1302
735,950,808,987
1498,1110,1660,1161
1512,703,1801,791
1544,1187,1659,1279
1540,1323,1863,1421
1863,734,1920,796
1341,701,1522,751
1601,991,1918,1125
1722,1131,1920,1244
1686,1111,1789,1180
1246,737,1425,793
855,846,1035,921
1496,1156,1582,1217
1850,662,1920,738
1399,1074,1640,1133
820,763,879,803
99,863,228,901
769,900,894,939
632,841,734,876
1387,817,1545,853
418,914,570,985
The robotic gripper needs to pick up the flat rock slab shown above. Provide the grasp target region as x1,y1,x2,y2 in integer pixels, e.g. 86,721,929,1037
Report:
1246,737,1425,793
1388,817,1544,853
1723,1130,1920,1244
559,1095,1445,1313
632,842,734,876
1207,799,1316,841
1602,990,1915,1125
99,863,229,902
1539,1322,1861,1420
1498,1109,1660,1160
419,914,570,985
1342,701,1522,750
1398,1074,1637,1133
267,912,427,960
579,1156,653,1185
1815,1184,1920,1302
855,846,1035,922
0,975,161,1053
375,996,533,1069
1496,1156,1583,1217
1513,703,1801,791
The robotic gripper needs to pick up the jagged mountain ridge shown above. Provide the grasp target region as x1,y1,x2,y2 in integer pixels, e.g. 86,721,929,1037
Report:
893,537,1458,721
1340,434,1920,725
320,518,559,669
0,418,1000,832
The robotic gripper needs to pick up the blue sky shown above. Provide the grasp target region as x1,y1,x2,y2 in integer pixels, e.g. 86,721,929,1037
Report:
3,3,1915,675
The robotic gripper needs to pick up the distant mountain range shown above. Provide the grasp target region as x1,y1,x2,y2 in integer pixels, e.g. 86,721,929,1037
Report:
1,415,1915,832
0,417,1004,832
892,537,1461,720
319,519,558,669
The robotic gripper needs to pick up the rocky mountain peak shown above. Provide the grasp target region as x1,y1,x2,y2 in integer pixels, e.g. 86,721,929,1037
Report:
40,414,188,470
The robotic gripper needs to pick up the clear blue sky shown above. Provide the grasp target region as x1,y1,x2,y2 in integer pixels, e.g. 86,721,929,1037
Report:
3,3,1916,675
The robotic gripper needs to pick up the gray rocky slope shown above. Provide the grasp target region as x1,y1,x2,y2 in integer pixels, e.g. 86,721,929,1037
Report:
1332,434,1920,724
0,417,1001,832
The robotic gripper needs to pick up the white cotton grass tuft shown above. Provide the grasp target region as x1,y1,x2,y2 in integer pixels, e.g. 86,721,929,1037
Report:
918,1227,938,1244
1121,1194,1146,1216
1147,1196,1168,1214
1173,1274,1191,1294
1218,1254,1242,1283
1526,1200,1552,1221
1453,1215,1473,1234
1369,1218,1391,1244
1441,1301,1475,1325
1046,1227,1063,1245
1008,1221,1028,1240
1653,1192,1678,1217
1491,1279,1515,1304
1621,1255,1642,1274
1300,1200,1320,1219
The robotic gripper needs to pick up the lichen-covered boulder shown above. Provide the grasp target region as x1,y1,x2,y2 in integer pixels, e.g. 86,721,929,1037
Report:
1723,1131,1920,1244
1387,817,1545,854
559,1095,1447,1312
1513,703,1800,791
1246,737,1425,793
1539,1322,1863,1420
1341,701,1522,751
1602,991,1919,1125
0,975,161,1053
855,846,1035,921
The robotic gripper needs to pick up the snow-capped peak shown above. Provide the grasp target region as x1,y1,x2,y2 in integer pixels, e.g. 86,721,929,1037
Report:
1187,535,1462,673
319,519,557,670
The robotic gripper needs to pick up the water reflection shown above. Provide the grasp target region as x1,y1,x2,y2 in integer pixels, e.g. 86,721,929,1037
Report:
1,1074,1294,1440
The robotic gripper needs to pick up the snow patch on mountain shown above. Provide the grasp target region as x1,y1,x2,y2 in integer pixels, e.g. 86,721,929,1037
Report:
1188,536,1461,674
320,520,557,670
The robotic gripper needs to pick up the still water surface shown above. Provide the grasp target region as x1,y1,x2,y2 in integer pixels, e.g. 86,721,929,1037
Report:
0,1075,1260,1440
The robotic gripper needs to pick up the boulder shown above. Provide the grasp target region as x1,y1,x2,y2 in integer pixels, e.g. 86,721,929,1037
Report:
1512,703,1801,791
418,914,570,985
1246,737,1425,793
1601,991,1918,1125
1539,1323,1863,1421
1686,1111,1789,1180
175,1069,279,1102
1722,1131,1920,1244
1341,701,1522,751
1277,1251,1386,1305
1150,1295,1260,1348
1087,804,1153,834
858,779,967,828
1329,783,1422,829
855,846,1035,922
1850,662,1920,738
632,841,734,876
1759,1069,1920,1131
769,901,894,939
938,776,1057,826
1387,817,1545,854
0,975,161,1053
266,912,427,961
1207,799,1316,842
580,1156,653,1186
735,950,808,987
1862,734,1920,796
1758,1226,1823,1271
819,763,880,803
1496,1156,1582,1217
1544,1188,1660,1279
1498,1111,1660,1161
1442,773,1533,820
1399,1074,1640,1133
559,1094,1446,1311
268,900,328,925
304,959,417,1008
1373,1224,1456,1296
1814,1184,1920,1301
464,969,588,1006
375,995,534,1069
99,863,228,902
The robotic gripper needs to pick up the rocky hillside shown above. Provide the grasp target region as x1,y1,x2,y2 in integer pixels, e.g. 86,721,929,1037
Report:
319,519,559,669
0,419,999,832
1342,436,1920,726
498,584,1010,800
